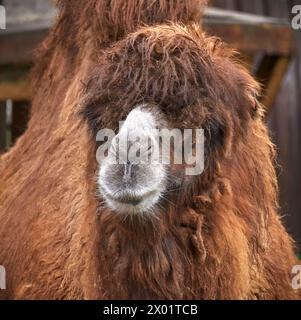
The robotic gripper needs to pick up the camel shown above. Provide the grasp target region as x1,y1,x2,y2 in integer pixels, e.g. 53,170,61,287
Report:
0,0,299,299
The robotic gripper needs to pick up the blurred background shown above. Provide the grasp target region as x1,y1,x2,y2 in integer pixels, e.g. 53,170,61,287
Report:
0,0,300,254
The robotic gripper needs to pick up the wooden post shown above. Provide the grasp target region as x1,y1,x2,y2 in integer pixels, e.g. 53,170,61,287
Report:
11,101,29,144
0,101,6,151
253,54,291,114
262,57,291,113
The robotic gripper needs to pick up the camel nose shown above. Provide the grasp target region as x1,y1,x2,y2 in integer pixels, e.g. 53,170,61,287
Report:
98,105,167,214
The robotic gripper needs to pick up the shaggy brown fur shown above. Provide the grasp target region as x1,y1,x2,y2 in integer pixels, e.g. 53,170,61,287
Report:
0,0,299,300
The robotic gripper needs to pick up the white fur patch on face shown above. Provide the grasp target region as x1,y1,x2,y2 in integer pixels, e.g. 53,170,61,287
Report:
98,105,166,215
119,105,158,138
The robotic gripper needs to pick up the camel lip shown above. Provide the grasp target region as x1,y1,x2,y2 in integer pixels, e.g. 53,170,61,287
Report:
99,186,163,215
102,189,158,207
113,196,143,206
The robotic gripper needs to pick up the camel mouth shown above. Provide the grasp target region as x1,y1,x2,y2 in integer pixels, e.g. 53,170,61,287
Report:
100,188,161,214
107,192,145,205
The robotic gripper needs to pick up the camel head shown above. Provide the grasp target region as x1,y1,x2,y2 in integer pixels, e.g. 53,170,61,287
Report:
82,24,262,218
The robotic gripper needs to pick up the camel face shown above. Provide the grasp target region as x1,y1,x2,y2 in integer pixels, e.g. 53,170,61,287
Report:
98,105,167,215
83,24,256,217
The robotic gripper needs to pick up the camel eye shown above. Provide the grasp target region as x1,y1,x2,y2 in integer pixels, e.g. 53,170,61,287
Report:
205,121,226,150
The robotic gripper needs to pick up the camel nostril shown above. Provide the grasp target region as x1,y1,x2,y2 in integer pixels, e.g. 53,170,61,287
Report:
124,161,134,179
